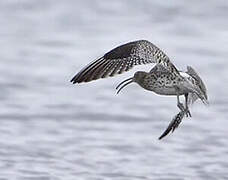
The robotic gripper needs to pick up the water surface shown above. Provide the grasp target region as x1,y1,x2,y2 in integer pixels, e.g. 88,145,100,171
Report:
0,0,228,179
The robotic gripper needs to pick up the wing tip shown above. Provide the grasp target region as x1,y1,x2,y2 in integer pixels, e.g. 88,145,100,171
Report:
158,128,170,140
70,74,81,84
70,79,78,84
70,74,100,84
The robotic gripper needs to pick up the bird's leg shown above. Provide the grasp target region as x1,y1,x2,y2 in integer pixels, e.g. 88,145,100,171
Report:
175,86,189,117
184,93,192,117
177,94,185,113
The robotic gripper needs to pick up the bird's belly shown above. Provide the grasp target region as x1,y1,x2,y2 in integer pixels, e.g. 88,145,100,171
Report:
153,87,179,95
147,86,186,96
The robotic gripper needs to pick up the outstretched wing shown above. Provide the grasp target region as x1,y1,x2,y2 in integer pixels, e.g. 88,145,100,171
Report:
71,40,180,83
159,111,185,140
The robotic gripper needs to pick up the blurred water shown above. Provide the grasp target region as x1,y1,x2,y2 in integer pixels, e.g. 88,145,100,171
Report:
0,0,228,179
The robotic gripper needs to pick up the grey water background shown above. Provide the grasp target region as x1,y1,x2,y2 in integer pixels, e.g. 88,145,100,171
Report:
0,0,228,179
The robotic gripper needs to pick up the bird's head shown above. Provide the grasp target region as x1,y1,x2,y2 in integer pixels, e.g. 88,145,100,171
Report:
116,71,148,94
133,71,148,84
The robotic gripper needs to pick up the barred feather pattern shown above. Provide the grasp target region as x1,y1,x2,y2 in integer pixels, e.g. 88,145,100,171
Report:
71,40,180,84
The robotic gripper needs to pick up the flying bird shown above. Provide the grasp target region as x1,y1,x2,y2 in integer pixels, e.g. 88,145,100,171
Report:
71,40,208,139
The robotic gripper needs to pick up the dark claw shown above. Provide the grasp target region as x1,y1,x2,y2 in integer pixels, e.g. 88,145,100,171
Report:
158,111,185,140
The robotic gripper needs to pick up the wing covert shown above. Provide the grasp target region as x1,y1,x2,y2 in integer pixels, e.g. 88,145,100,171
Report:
71,40,179,83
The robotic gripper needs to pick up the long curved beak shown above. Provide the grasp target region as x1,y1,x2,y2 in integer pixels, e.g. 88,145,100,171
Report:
116,77,133,94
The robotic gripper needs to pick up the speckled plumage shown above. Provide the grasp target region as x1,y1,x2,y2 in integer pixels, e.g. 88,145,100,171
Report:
71,40,179,83
71,40,209,139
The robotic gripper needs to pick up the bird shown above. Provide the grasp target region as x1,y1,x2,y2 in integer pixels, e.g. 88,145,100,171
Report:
70,40,208,139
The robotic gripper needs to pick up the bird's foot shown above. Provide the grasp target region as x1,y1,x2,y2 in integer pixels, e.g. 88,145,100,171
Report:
177,102,191,118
